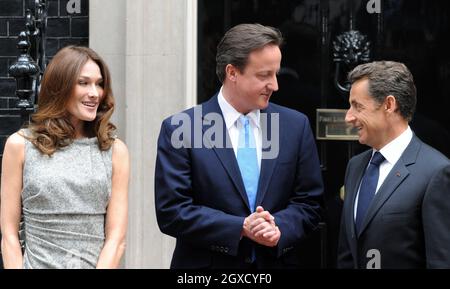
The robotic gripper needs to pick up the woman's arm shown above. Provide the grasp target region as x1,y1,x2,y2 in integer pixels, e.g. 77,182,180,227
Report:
1,133,25,269
96,138,130,269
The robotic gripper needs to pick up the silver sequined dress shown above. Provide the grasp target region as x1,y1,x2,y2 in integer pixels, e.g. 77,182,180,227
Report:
22,130,112,269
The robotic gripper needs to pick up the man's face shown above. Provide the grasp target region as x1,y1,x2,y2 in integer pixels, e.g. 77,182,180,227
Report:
231,44,281,114
345,78,389,150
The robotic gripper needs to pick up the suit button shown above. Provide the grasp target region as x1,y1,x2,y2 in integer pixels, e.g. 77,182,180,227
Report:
245,257,252,264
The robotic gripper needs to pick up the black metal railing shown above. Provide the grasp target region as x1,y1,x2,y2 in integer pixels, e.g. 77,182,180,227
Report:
0,0,48,269
1,0,47,123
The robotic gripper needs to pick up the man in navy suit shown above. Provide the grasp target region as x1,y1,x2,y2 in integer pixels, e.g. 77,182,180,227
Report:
155,23,323,269
338,61,450,269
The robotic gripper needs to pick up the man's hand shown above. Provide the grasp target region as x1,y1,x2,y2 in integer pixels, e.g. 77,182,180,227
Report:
242,206,281,247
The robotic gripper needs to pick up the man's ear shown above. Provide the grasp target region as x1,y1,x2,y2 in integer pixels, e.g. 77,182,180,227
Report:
384,95,397,113
225,64,238,82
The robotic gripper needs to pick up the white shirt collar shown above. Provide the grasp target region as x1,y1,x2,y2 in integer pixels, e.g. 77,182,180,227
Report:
218,87,260,129
377,126,413,165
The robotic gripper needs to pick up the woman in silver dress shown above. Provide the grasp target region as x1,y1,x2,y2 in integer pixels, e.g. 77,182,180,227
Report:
1,46,129,269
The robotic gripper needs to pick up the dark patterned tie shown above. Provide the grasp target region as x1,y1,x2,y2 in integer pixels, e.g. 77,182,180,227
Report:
355,151,385,234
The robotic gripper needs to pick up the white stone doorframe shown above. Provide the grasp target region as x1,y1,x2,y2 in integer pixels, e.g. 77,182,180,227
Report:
90,0,197,268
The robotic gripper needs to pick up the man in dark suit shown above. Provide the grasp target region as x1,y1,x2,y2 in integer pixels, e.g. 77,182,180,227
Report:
155,23,323,269
338,61,450,269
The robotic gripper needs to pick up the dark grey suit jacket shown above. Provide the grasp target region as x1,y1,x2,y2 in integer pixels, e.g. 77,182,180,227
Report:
338,135,450,268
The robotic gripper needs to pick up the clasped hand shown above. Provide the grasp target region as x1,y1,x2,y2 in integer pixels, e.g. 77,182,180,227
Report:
242,206,281,247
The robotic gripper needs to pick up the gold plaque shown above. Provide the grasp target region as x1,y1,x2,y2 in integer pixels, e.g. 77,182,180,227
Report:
316,109,359,140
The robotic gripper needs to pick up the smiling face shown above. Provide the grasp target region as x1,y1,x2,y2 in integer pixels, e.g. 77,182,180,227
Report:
225,44,281,114
345,78,390,150
66,59,104,135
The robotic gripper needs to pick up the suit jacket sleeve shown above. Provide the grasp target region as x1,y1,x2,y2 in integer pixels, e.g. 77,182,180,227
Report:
154,119,244,256
423,164,450,268
272,116,324,257
337,161,355,268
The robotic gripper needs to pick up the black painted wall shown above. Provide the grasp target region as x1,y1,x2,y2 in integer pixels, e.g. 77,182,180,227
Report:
0,0,89,158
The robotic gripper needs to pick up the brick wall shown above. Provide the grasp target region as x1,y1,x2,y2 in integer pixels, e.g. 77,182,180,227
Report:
0,0,89,158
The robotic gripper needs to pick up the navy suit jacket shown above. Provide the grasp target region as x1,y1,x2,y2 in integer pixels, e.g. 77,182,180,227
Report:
155,95,323,269
338,135,450,268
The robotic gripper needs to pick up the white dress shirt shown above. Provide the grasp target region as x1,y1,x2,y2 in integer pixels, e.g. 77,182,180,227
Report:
354,126,413,219
217,87,262,170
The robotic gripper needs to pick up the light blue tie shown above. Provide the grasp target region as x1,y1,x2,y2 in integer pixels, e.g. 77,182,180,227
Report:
237,115,259,213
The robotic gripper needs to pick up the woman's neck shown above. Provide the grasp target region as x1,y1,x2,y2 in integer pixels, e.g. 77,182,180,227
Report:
70,117,86,139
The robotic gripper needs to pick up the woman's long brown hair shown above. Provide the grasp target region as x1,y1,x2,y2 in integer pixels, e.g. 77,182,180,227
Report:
26,45,116,155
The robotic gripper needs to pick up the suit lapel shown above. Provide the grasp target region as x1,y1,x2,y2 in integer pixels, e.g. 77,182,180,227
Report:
201,95,250,210
201,97,284,211
256,106,278,206
347,151,372,254
357,136,420,237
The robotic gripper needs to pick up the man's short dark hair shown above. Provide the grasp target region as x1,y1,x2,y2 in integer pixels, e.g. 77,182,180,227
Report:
348,61,417,121
216,23,283,83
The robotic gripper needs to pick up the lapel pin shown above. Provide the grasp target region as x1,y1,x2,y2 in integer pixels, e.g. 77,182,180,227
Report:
396,172,401,177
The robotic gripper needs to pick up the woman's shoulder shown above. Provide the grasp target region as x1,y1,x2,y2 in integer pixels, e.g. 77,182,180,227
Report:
4,131,26,157
111,138,129,167
6,130,26,146
112,138,129,156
